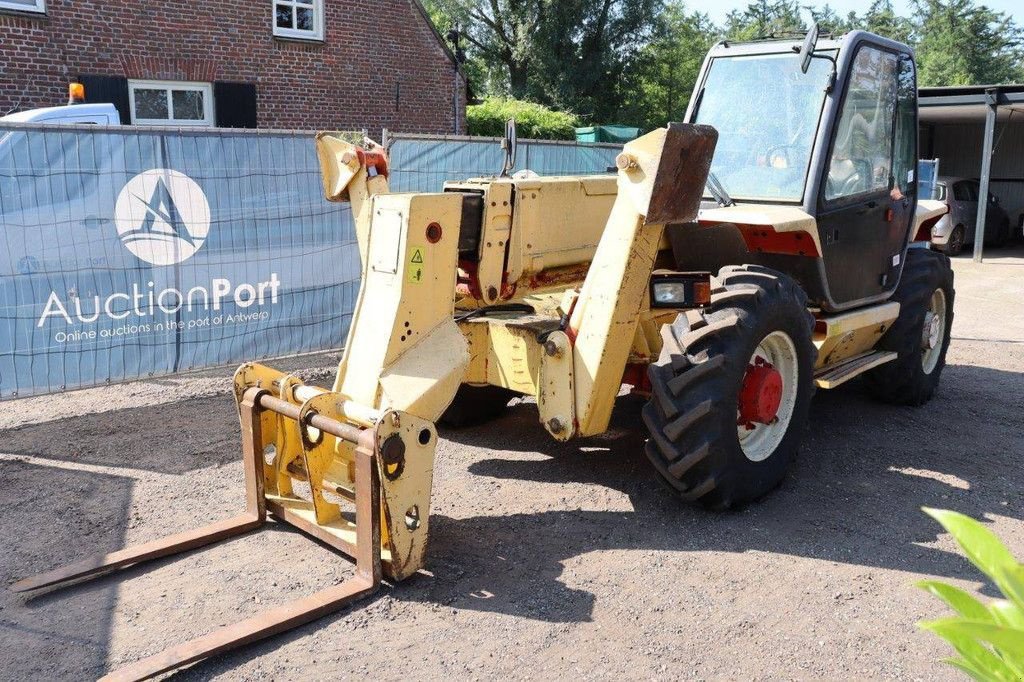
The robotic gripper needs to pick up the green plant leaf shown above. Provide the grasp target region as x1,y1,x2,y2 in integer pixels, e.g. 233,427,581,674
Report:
944,656,1000,682
988,600,1024,630
925,614,1024,675
995,565,1024,613
917,580,992,622
921,619,1024,681
923,508,1018,584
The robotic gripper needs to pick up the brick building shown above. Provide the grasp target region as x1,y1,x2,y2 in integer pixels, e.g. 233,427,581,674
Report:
0,0,466,134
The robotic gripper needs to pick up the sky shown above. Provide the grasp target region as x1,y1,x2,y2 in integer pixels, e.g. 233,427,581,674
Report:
702,0,1022,25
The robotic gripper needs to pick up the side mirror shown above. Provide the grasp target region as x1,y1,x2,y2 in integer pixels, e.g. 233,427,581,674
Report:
799,22,820,74
500,118,517,177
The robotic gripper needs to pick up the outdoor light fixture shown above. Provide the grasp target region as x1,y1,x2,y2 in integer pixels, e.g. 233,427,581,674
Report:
649,271,712,309
68,81,85,104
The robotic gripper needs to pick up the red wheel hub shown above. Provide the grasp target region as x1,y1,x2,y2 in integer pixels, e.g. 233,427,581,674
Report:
737,357,783,428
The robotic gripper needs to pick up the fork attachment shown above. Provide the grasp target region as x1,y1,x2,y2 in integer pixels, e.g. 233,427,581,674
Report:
9,385,395,681
12,133,469,680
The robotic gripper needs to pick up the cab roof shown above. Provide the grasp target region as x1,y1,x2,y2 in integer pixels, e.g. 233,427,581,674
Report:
705,30,912,59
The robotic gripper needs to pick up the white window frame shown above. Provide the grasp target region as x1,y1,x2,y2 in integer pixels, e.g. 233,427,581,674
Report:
128,80,214,127
0,0,46,14
272,0,324,41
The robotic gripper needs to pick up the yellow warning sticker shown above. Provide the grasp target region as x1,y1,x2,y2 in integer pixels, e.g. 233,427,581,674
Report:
408,245,426,283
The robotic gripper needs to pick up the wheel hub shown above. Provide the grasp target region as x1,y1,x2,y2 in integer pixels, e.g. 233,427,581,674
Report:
922,311,940,349
921,287,948,374
737,357,783,429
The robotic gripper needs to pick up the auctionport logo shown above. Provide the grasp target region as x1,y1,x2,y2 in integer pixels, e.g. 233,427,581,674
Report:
36,167,282,334
114,169,210,265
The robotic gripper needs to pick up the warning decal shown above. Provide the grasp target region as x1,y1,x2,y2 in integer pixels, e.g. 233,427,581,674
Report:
408,245,425,283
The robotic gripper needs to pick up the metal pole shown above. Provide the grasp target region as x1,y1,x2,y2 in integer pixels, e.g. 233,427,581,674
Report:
453,63,460,135
447,26,463,135
973,88,999,263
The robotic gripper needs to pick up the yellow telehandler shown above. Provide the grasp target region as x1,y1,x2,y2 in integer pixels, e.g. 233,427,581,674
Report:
12,27,953,680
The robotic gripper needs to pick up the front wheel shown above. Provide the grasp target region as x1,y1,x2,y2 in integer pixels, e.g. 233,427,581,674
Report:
643,265,817,509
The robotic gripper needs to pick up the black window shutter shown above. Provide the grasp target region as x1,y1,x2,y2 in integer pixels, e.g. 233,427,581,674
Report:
78,75,130,124
214,82,258,128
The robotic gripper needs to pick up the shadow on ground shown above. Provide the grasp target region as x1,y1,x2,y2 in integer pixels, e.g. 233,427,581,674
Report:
4,360,1021,678
0,392,241,474
415,361,1023,622
0,461,129,677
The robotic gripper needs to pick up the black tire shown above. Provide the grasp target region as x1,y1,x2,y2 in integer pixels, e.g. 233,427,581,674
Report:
643,265,817,509
439,384,516,428
864,248,954,406
945,226,965,256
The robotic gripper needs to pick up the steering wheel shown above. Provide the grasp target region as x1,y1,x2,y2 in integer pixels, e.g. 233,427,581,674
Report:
826,169,866,198
764,144,799,168
837,171,864,196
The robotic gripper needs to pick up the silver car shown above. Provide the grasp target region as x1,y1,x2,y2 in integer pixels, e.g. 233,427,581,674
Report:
931,176,1012,255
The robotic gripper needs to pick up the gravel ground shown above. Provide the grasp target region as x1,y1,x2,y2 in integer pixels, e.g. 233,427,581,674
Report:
1,248,1022,681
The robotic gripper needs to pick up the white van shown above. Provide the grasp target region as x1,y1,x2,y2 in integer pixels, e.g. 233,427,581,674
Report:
0,99,127,279
0,102,121,126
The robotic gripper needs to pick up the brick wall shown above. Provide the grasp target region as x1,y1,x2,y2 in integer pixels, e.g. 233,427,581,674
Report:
0,0,466,134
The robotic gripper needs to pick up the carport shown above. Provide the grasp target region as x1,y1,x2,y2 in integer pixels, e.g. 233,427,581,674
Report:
919,84,1024,261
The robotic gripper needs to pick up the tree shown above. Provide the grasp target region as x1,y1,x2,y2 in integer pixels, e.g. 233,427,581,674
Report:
422,0,541,98
913,0,1024,86
724,0,805,41
420,2,494,96
860,0,914,44
424,0,1024,138
621,2,715,129
531,0,661,121
810,4,858,36
811,0,912,45
424,0,659,122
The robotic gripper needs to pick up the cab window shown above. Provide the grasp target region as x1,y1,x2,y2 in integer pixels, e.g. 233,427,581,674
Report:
892,54,917,196
825,45,898,201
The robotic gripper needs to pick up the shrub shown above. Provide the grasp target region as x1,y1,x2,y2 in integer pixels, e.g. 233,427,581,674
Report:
466,98,580,141
918,507,1024,680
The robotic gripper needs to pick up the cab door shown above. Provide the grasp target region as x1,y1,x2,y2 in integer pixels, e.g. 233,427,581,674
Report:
815,43,915,307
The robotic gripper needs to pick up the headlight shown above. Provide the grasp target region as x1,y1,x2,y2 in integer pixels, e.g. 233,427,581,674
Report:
649,271,712,309
653,282,688,304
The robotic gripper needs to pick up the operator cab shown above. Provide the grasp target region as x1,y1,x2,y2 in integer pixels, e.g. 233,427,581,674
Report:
673,29,918,312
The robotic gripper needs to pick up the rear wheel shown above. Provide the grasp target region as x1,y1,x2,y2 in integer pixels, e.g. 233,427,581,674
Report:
864,248,954,406
945,226,965,256
643,265,817,509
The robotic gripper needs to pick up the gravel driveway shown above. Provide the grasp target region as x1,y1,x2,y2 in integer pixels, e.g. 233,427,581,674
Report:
2,249,1022,680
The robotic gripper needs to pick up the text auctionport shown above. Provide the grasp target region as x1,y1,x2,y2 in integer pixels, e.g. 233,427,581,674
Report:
37,273,282,327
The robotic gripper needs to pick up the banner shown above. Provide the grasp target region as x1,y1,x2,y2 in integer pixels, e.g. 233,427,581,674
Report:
0,125,620,398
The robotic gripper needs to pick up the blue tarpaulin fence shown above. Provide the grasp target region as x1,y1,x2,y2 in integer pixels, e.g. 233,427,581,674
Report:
0,124,620,398
386,132,621,191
